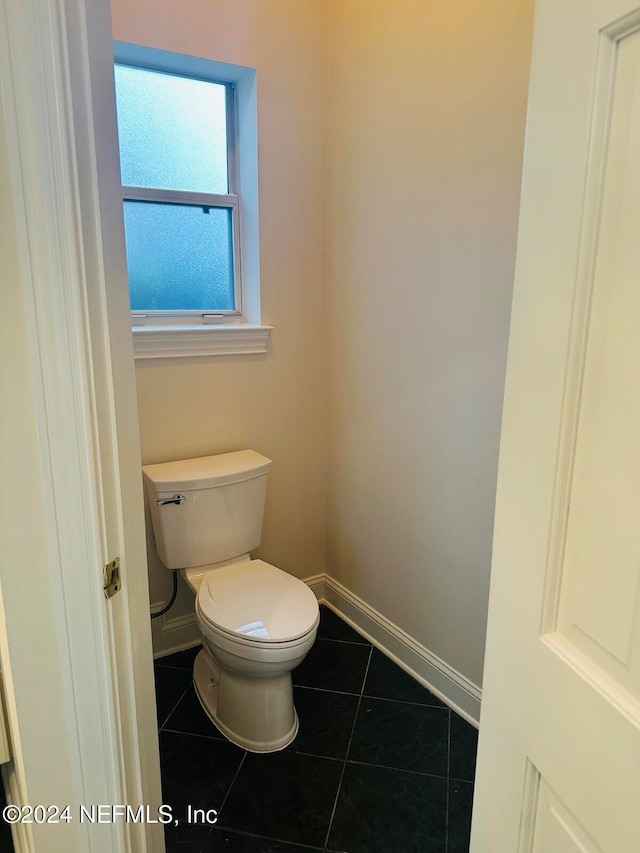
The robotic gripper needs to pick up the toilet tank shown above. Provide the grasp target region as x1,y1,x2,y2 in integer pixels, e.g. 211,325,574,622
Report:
142,450,272,570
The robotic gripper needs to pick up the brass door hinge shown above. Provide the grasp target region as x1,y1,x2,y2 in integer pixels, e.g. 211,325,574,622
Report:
104,557,121,599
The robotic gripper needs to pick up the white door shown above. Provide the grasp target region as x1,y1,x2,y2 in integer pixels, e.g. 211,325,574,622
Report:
471,1,640,850
1,0,163,850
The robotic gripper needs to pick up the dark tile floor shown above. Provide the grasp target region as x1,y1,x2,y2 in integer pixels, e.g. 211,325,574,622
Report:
155,606,477,853
0,782,14,852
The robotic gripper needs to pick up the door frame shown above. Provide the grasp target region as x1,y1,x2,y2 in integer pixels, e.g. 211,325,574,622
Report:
0,0,162,850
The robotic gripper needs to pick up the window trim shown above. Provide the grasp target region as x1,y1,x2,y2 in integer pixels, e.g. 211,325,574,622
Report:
131,323,273,360
113,42,269,359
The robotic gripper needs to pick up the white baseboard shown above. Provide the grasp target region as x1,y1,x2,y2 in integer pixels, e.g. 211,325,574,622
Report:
303,573,327,601
150,601,199,659
305,573,481,726
150,573,482,725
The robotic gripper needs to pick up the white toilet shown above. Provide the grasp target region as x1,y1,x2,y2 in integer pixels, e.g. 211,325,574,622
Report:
142,450,319,753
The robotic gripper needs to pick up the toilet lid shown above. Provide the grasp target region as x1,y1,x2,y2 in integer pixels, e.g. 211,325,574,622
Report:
197,560,319,644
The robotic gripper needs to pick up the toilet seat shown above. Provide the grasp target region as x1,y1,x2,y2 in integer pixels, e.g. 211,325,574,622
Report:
196,559,319,648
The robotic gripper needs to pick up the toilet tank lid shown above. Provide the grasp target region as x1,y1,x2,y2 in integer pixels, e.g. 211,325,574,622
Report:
142,450,272,492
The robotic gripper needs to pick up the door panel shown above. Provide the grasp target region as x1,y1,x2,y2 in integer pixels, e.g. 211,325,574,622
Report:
556,16,640,675
531,775,603,853
471,3,640,851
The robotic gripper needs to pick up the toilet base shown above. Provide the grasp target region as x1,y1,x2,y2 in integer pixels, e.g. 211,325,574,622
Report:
193,649,299,753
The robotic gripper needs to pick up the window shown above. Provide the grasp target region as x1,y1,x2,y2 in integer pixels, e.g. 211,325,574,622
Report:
115,65,239,315
113,43,269,359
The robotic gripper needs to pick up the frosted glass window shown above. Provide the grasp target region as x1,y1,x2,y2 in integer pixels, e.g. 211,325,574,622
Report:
123,201,235,311
114,64,229,194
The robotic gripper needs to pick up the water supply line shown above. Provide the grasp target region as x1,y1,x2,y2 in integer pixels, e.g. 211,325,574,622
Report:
151,570,178,619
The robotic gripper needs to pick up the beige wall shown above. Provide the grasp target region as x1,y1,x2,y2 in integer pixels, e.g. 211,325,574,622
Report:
325,0,534,687
111,0,534,687
111,0,331,649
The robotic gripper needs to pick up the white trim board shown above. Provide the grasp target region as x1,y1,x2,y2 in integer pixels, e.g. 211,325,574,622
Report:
132,324,273,359
150,601,200,659
309,574,481,726
1,0,162,850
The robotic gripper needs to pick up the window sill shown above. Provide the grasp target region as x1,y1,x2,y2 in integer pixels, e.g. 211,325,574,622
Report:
132,323,273,360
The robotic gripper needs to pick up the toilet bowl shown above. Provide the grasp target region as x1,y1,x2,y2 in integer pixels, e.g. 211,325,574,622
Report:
142,450,320,752
184,557,319,751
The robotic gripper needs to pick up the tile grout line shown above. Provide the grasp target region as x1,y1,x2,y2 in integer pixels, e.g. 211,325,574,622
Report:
321,644,374,852
206,824,324,851
341,758,450,781
158,682,192,732
154,647,201,671
315,635,371,647
297,682,446,709
171,736,330,852
445,706,452,852
215,749,248,824
360,693,446,709
157,656,247,851
320,742,350,852
161,726,225,742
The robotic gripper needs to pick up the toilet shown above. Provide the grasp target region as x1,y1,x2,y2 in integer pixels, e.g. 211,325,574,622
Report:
142,450,319,752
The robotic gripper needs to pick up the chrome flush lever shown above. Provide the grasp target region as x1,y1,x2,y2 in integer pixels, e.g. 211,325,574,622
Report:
156,495,185,506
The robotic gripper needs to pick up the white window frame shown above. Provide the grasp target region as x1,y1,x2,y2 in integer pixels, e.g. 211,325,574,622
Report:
113,42,271,359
